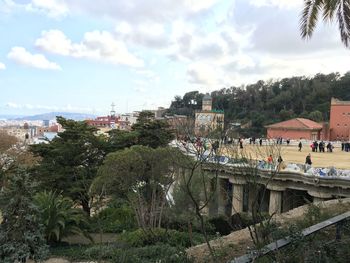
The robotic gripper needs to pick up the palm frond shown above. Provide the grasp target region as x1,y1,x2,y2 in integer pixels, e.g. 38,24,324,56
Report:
300,0,325,39
337,0,350,47
323,0,339,21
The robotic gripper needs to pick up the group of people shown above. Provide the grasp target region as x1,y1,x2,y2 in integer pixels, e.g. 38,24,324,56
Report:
248,137,264,146
298,140,334,153
275,137,290,145
341,142,350,152
310,141,334,152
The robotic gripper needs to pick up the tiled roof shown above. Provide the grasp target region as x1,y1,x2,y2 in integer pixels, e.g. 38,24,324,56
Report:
266,118,322,130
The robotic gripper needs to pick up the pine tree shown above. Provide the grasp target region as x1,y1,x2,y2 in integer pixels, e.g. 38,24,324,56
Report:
0,169,48,263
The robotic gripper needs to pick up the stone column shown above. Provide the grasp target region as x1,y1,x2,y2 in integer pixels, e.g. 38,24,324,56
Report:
267,184,286,215
232,184,244,214
217,178,227,216
269,190,282,215
308,191,332,203
229,178,245,214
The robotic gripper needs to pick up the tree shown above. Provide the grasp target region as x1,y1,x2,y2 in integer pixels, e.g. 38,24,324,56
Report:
0,130,17,153
33,191,91,243
30,117,106,216
92,145,181,231
106,129,138,153
308,110,324,122
0,131,38,188
300,0,350,48
132,111,174,148
0,170,48,263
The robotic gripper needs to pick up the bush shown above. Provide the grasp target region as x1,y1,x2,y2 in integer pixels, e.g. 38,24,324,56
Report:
119,228,205,248
90,204,137,233
51,243,193,263
34,191,91,243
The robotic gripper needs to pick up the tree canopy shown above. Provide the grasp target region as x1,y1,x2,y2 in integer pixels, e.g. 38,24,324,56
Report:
30,117,107,215
168,72,350,136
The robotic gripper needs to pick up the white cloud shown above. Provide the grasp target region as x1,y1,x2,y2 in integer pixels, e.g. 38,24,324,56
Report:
26,0,68,17
66,0,220,23
249,0,303,9
0,62,5,70
115,21,169,48
36,29,144,67
7,47,61,70
187,62,218,86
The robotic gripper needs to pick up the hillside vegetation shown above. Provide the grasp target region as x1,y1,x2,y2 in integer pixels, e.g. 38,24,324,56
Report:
168,72,350,136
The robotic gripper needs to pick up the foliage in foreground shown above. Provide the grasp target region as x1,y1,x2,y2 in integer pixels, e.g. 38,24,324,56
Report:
51,243,193,263
89,201,137,233
0,170,48,262
119,228,207,248
34,190,91,243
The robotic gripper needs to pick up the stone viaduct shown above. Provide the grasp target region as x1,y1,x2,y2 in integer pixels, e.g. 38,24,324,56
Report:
200,164,350,217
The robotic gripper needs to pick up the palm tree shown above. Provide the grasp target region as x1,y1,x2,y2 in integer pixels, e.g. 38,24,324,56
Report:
300,0,350,47
34,191,91,243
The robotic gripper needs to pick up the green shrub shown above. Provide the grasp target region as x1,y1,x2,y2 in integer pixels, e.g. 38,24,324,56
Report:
119,228,205,248
90,204,137,233
51,243,193,263
34,191,91,243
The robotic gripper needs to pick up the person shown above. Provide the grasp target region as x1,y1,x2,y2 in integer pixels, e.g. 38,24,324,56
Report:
314,141,318,152
267,154,273,169
277,155,285,171
341,141,345,151
305,153,312,165
212,140,219,154
298,141,302,151
259,138,263,146
305,153,312,172
319,141,324,152
239,138,243,149
286,139,290,146
277,155,283,163
327,142,333,152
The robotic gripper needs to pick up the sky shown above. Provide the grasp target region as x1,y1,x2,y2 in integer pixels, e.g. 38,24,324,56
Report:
0,0,349,116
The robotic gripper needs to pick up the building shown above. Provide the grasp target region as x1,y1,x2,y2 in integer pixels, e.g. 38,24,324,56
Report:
195,93,224,134
266,118,324,140
329,98,350,141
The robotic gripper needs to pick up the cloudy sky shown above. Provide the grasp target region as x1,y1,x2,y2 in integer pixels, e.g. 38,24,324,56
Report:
0,0,349,116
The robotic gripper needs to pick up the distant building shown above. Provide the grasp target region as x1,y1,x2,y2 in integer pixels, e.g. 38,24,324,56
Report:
43,120,50,127
329,98,350,141
195,93,224,134
265,118,324,140
86,103,132,131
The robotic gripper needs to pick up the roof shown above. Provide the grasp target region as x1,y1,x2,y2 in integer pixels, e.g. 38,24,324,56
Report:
265,118,323,130
203,93,212,100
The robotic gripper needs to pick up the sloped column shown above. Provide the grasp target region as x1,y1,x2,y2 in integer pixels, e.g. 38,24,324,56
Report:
269,190,282,215
229,178,246,214
217,178,228,216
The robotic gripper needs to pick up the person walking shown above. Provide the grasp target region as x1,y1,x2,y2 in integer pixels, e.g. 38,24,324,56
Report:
305,154,312,165
298,141,302,152
305,153,312,172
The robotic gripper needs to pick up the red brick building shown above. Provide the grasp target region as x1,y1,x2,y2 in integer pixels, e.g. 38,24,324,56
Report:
266,118,324,140
329,98,350,141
